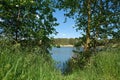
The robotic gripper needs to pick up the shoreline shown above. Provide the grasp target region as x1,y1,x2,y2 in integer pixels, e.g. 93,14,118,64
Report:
60,45,74,47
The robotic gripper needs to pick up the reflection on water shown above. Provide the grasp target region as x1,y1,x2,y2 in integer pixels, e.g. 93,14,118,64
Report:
50,47,75,72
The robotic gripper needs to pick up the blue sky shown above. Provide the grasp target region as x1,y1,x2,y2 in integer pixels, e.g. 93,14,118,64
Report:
52,10,82,38
0,10,82,38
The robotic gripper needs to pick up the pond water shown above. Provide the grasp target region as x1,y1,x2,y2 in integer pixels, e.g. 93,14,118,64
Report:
50,47,76,72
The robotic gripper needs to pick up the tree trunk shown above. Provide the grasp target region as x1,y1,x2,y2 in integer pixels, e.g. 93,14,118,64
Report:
84,0,91,52
15,8,20,42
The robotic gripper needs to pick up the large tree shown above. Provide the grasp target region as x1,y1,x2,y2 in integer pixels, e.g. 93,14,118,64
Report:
56,0,120,52
0,0,58,51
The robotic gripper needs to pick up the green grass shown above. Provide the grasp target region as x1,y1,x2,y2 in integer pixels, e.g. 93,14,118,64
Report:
0,45,63,80
68,47,120,80
0,44,120,80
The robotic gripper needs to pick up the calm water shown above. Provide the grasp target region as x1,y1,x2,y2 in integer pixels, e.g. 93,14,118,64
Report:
50,47,75,72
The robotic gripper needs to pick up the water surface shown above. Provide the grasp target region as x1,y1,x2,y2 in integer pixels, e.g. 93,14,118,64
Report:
51,47,75,72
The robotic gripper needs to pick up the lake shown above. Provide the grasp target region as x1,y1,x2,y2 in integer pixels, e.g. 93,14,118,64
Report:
50,47,76,72
50,46,102,72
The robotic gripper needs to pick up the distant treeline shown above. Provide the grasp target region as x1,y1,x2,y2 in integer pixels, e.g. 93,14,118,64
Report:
53,38,78,45
53,38,120,47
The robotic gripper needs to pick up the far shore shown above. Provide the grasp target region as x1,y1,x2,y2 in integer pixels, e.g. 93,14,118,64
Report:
57,45,106,49
60,45,74,47
55,45,108,48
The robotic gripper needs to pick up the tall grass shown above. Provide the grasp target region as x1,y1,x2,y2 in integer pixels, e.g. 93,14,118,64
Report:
0,45,64,80
0,42,120,80
68,47,120,80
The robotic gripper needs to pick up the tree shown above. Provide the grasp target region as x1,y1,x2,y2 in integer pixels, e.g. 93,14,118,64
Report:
56,0,120,52
0,0,58,53
90,0,120,51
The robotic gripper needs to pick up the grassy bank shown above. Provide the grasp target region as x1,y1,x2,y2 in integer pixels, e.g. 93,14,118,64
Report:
0,45,63,80
0,44,120,80
67,47,120,80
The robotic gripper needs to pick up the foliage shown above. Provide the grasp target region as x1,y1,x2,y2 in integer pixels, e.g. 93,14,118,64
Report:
56,0,120,51
77,47,120,80
0,44,63,80
0,0,58,52
0,0,120,79
53,38,78,45
64,46,120,80
65,51,92,74
0,42,120,80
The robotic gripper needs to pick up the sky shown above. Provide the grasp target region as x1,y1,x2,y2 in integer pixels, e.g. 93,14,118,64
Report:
0,10,82,38
52,10,82,38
